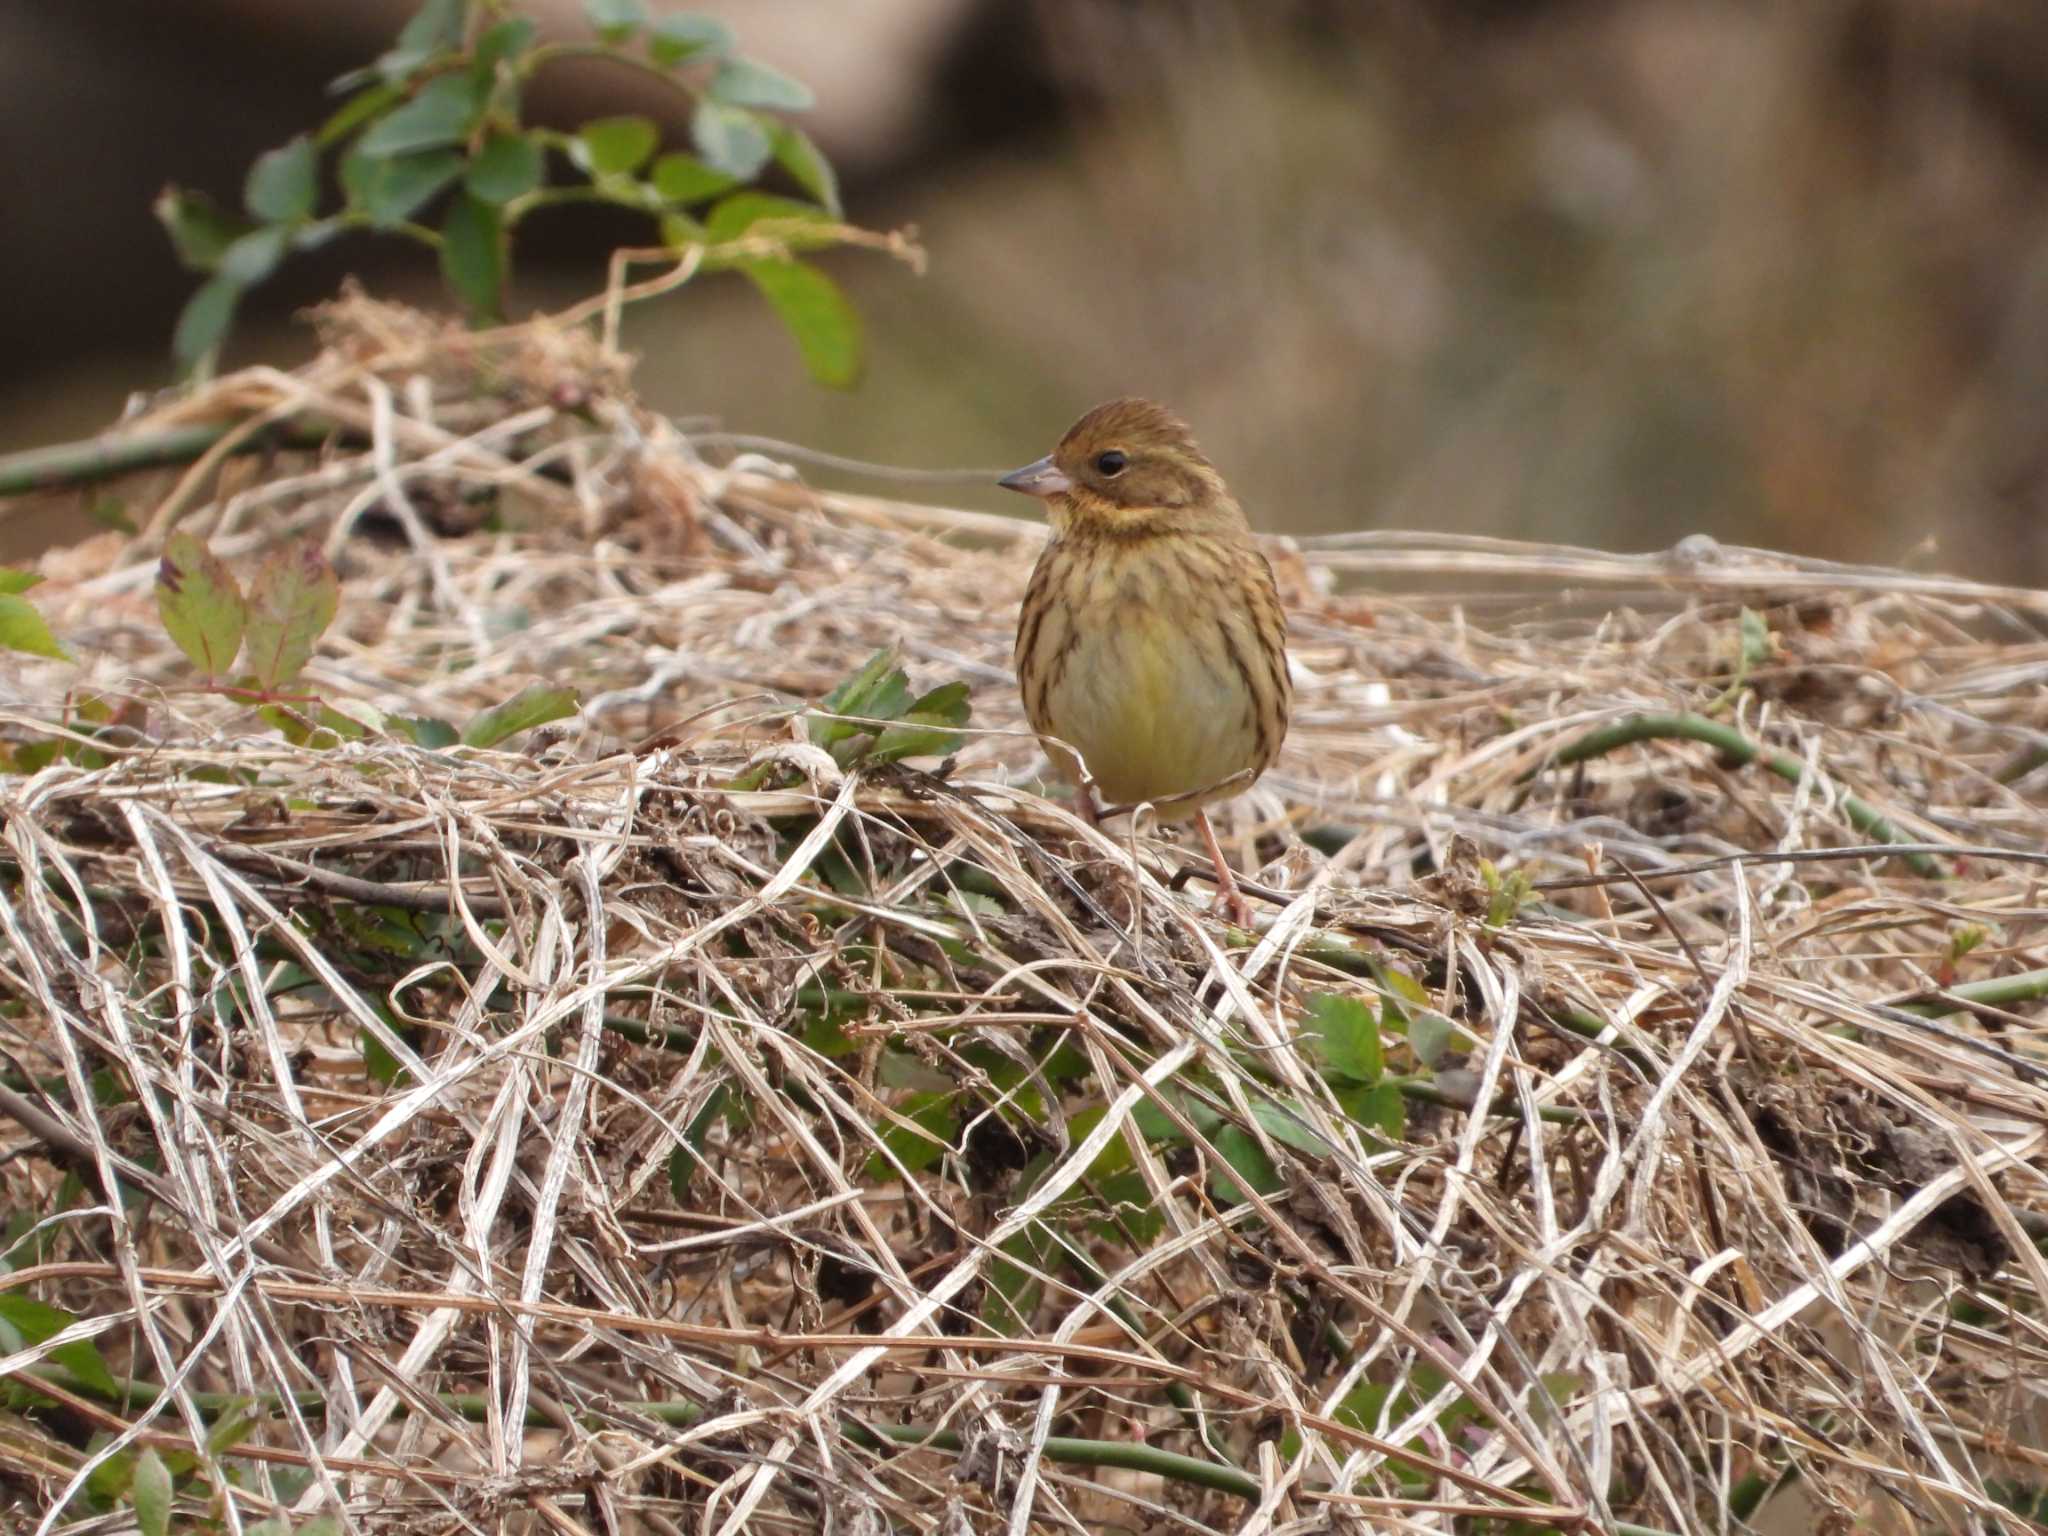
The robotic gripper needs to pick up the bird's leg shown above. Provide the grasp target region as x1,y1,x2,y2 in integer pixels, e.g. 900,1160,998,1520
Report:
1072,783,1103,828
1058,751,1104,828
1195,809,1252,928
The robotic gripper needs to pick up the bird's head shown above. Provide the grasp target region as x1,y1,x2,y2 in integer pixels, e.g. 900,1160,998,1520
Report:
999,398,1240,536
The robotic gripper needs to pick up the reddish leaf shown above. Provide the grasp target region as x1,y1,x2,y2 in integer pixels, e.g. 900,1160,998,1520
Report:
242,538,338,689
155,533,246,678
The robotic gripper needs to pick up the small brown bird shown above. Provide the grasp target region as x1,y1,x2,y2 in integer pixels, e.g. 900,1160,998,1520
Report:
1000,399,1291,924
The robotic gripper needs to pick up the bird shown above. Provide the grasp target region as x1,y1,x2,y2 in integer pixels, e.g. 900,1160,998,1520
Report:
1000,398,1291,926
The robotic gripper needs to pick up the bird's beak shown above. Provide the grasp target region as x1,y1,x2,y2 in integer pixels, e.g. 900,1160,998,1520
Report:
998,455,1073,498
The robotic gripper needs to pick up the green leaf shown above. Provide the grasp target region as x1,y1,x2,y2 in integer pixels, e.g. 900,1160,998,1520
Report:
1331,1378,1403,1434
651,152,737,206
217,225,288,287
258,705,327,747
800,1004,860,1059
155,533,246,679
866,1090,956,1180
1408,1009,1474,1071
316,702,373,741
474,18,537,73
375,0,465,83
390,714,460,749
710,57,814,111
815,649,901,733
461,683,580,747
1337,1080,1406,1141
1248,1096,1337,1158
329,906,435,961
204,1399,262,1456
358,72,483,156
1131,1087,1220,1145
154,188,252,272
668,1082,732,1198
6,740,63,775
1208,1125,1282,1206
0,569,40,596
575,115,660,177
868,681,971,764
46,1335,123,1409
245,135,319,223
1085,1169,1167,1245
691,100,772,180
440,192,506,322
743,257,862,388
132,1447,173,1536
319,81,402,145
983,1215,1055,1334
466,132,544,204
1738,605,1774,669
87,496,138,534
1305,993,1381,1085
705,191,836,249
357,1001,418,1087
0,598,68,663
649,13,733,65
0,1295,118,1395
164,275,235,366
241,538,339,690
772,122,841,215
1374,963,1431,1011
866,716,959,765
809,649,908,752
342,146,463,226
583,0,647,43
1478,857,1534,927
907,678,974,726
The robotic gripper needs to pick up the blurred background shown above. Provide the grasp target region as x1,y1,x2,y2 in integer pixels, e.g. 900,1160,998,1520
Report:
4,0,2048,579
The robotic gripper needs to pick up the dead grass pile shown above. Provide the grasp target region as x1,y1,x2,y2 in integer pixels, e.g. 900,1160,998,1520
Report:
0,296,2046,1534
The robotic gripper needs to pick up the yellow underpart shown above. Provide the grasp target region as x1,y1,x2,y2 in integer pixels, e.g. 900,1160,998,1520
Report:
1033,542,1265,817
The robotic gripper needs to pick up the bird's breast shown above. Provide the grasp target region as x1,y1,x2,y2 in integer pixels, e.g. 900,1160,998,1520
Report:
1018,536,1278,815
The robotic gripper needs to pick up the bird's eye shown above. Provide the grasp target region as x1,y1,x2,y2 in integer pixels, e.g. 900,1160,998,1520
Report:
1095,450,1128,476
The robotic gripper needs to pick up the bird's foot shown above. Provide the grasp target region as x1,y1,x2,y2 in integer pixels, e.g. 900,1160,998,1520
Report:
1195,810,1255,930
1209,881,1253,930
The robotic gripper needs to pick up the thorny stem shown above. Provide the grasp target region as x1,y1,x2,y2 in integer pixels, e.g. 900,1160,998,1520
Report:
1536,712,1948,878
17,1363,1686,1529
16,1362,1269,1500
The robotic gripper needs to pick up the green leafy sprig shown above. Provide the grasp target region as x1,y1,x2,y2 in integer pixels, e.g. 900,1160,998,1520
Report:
157,0,862,384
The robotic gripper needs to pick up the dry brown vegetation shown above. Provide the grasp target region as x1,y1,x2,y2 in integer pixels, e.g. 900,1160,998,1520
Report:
0,300,2045,1532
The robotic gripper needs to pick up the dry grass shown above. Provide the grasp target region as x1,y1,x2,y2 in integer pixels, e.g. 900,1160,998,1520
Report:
1,296,2046,1534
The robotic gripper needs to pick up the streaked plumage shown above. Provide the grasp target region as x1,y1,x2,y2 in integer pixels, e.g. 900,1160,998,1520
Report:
1001,399,1291,922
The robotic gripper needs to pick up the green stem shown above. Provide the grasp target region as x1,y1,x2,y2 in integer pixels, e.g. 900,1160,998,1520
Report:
0,422,324,499
1894,965,2048,1018
505,179,663,222
27,1364,1261,1502
1229,919,1662,1079
1389,1074,1585,1124
327,209,443,248
1543,713,1947,878
1050,1243,1244,1471
848,1420,1259,1498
